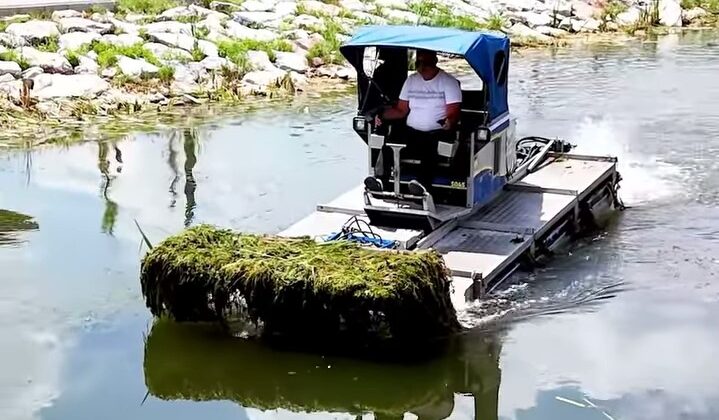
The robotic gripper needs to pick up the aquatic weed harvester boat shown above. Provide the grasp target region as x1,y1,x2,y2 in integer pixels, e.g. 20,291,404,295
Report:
141,26,623,346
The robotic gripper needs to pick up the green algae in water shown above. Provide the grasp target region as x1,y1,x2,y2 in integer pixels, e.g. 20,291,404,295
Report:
140,225,460,344
0,209,39,244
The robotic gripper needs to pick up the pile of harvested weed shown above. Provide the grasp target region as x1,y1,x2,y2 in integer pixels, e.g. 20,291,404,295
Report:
140,225,460,343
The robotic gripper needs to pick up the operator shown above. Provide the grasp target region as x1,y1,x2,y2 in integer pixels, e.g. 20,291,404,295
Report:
367,49,462,194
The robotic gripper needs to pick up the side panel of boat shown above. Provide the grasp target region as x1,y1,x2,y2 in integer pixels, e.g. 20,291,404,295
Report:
470,115,516,207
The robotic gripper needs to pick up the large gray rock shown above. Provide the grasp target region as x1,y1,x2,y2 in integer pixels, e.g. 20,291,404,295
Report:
616,7,641,25
199,56,229,70
569,0,598,20
242,70,284,88
59,32,101,51
31,74,109,99
225,21,278,41
232,11,283,28
571,17,601,32
198,40,218,57
191,4,231,18
659,0,682,26
21,66,44,79
0,33,26,48
683,6,707,22
352,11,388,24
518,11,553,27
336,66,356,80
89,12,113,24
101,34,144,47
508,22,552,41
247,50,277,71
170,64,202,94
143,21,193,36
0,61,21,77
116,55,160,78
385,9,419,23
51,9,83,21
535,26,568,37
293,14,324,30
19,47,73,74
0,80,22,102
198,15,226,33
6,20,60,43
274,51,308,73
503,0,537,12
159,5,229,21
75,55,99,74
299,0,343,16
274,2,298,16
58,17,113,34
340,0,368,11
143,43,193,61
0,73,15,83
374,0,409,9
295,32,325,50
109,18,141,35
242,0,276,12
124,13,150,23
149,32,197,52
547,0,574,17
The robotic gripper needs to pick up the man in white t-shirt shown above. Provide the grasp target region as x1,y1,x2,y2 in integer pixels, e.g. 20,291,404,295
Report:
368,49,462,194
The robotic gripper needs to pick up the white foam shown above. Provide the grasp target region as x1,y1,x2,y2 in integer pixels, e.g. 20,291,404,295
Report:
569,116,683,206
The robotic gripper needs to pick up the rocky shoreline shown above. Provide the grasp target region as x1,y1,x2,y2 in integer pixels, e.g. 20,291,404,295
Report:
0,0,716,140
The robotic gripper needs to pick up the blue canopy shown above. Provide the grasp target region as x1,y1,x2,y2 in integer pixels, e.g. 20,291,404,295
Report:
340,25,510,121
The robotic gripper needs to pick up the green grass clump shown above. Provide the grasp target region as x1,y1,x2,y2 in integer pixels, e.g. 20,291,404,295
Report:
64,49,83,67
158,65,175,83
410,0,485,30
218,39,293,65
626,0,660,33
485,14,507,31
117,0,180,15
306,19,344,64
681,0,719,12
33,36,59,53
162,51,191,63
598,0,628,29
0,50,30,70
91,41,160,67
140,225,459,342
191,42,206,62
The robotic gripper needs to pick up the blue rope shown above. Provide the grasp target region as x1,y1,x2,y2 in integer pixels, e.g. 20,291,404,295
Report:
323,216,398,249
325,232,397,249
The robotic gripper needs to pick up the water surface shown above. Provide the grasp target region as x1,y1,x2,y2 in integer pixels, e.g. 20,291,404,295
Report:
2,30,719,420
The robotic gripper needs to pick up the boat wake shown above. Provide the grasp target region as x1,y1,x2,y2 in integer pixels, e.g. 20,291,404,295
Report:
457,275,628,329
570,116,683,207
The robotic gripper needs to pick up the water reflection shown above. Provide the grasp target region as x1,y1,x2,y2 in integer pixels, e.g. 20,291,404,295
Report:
183,129,198,227
143,320,501,420
0,209,38,245
98,141,123,235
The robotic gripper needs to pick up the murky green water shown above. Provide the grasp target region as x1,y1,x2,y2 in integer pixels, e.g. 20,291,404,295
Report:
3,30,719,420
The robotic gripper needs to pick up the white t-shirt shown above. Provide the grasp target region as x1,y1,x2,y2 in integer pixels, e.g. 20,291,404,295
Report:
399,69,462,132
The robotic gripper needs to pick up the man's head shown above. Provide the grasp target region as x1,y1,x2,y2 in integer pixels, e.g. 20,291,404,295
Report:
415,49,439,79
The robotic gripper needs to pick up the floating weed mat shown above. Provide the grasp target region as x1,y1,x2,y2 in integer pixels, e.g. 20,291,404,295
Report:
140,225,460,344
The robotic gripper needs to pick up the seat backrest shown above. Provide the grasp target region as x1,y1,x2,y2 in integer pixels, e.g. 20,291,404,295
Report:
461,89,487,111
458,89,488,140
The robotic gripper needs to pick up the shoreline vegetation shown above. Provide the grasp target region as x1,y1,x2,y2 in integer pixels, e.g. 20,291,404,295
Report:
0,0,717,146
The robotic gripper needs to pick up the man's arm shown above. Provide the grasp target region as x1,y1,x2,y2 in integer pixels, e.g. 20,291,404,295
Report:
443,102,461,129
382,100,409,120
442,76,463,130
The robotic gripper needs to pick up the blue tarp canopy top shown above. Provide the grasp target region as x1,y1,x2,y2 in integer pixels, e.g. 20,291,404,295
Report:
340,25,510,121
